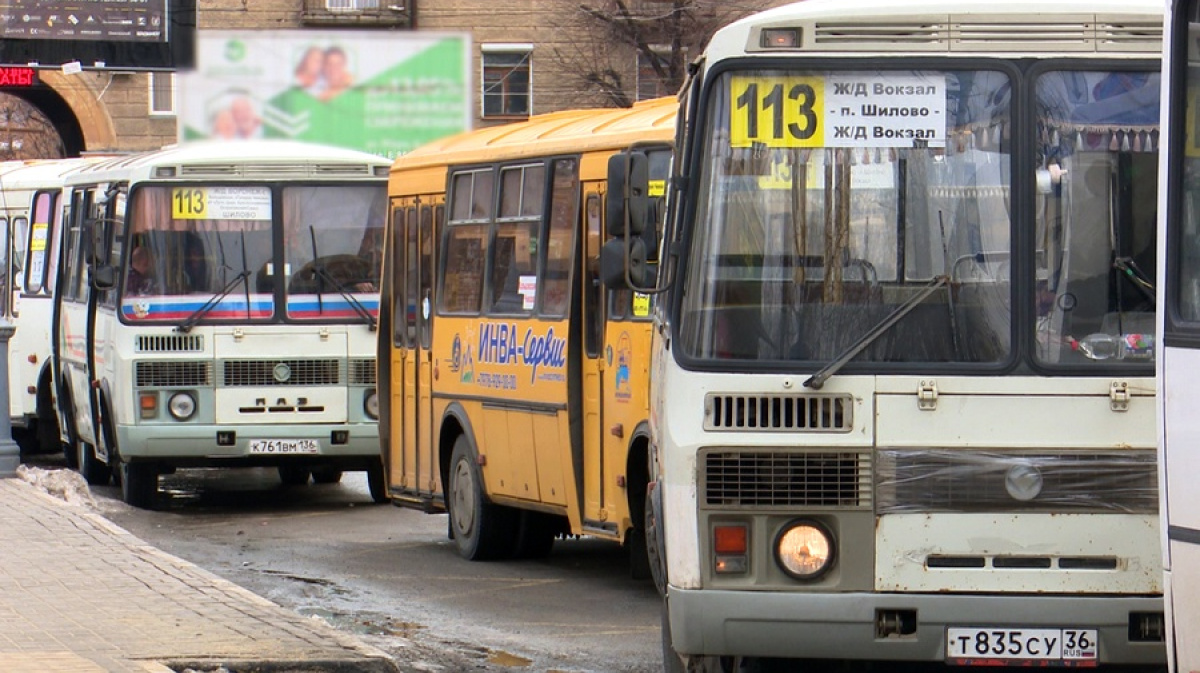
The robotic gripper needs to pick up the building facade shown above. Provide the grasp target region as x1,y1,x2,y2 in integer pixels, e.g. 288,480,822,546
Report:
0,0,791,158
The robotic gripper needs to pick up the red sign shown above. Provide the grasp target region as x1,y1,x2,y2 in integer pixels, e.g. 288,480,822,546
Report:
0,67,35,87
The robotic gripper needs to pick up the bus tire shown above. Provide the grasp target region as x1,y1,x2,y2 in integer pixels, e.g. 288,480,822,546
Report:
78,441,111,486
366,460,388,504
646,482,667,595
121,459,158,510
448,435,516,560
278,465,311,486
661,600,687,673
59,382,80,469
311,466,343,484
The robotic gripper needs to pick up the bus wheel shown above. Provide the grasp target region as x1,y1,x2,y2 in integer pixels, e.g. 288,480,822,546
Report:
78,441,112,486
311,466,343,484
121,459,158,510
278,465,311,486
448,435,516,560
366,460,388,504
59,387,80,469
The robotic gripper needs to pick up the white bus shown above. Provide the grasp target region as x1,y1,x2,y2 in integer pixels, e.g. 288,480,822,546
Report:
52,140,390,508
1158,2,1200,670
0,158,105,456
602,0,1169,667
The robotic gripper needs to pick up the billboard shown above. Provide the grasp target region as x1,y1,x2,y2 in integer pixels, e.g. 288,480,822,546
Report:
0,0,194,70
178,30,471,158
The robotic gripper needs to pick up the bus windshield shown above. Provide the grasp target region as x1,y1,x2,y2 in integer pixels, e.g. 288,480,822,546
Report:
121,184,385,323
678,66,1159,369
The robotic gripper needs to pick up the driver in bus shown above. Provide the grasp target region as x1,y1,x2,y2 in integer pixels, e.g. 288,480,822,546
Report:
126,245,160,295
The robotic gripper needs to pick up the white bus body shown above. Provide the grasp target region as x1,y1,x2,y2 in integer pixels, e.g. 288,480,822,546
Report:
639,0,1168,667
0,158,106,455
1158,1,1200,670
52,140,390,508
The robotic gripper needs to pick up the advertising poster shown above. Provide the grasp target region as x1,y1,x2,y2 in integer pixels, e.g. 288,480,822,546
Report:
178,30,471,158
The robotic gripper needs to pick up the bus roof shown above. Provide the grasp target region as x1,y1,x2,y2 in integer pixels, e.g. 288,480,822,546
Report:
66,139,391,185
389,96,677,173
706,0,1162,61
0,157,111,190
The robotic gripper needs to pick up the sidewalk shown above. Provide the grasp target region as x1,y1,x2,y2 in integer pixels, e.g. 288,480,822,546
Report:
0,473,399,673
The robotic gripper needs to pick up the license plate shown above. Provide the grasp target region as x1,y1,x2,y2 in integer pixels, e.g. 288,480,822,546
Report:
248,439,320,455
946,628,1098,666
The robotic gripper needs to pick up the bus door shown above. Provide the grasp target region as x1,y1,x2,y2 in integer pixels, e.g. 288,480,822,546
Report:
395,198,439,499
581,187,607,525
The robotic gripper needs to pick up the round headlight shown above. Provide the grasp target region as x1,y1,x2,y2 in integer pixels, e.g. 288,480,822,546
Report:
167,392,197,421
364,390,379,420
774,520,835,580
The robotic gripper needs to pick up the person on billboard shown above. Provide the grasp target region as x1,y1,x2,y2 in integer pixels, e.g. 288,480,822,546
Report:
294,46,327,98
318,46,354,101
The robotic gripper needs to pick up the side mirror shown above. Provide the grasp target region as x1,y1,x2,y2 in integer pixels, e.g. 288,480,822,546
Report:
607,151,650,237
599,237,649,288
91,264,116,291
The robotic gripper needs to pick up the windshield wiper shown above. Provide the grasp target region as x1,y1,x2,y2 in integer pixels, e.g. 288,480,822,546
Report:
804,275,949,390
305,227,377,331
175,231,252,333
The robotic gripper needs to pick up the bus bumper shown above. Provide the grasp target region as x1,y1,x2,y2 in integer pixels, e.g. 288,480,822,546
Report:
665,588,1166,664
114,423,380,466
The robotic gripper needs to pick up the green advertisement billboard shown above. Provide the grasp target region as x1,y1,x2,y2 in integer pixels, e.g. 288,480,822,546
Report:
178,30,471,158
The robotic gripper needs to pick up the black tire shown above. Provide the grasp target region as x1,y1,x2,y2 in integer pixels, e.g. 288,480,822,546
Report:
447,435,517,560
311,466,344,484
78,441,112,486
646,483,668,596
59,388,79,469
121,460,158,510
278,464,311,486
35,375,61,455
366,460,389,504
513,510,557,559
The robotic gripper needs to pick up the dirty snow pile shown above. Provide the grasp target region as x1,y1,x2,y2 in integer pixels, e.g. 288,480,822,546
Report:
17,464,98,508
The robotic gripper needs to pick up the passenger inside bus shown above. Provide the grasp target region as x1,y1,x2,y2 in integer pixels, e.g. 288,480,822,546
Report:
126,245,160,295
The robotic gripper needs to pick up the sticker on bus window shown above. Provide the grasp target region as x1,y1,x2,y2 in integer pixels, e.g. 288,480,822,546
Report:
519,275,537,309
633,292,650,317
649,179,665,197
171,186,272,221
730,74,945,149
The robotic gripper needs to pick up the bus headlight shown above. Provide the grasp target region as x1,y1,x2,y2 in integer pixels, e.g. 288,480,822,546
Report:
774,520,835,580
167,392,197,421
364,389,379,420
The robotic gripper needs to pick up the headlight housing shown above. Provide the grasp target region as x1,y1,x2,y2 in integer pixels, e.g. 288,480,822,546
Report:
364,389,379,420
167,392,197,421
774,519,835,580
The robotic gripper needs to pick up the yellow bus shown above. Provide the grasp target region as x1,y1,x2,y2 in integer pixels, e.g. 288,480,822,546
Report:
379,97,675,565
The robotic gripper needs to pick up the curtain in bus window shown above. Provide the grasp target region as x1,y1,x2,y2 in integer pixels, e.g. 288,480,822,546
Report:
1033,70,1159,366
680,68,1013,365
282,185,386,321
25,192,54,294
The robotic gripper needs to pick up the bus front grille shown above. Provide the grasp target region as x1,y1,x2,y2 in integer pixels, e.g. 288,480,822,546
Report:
221,359,343,386
876,449,1158,513
702,449,871,508
706,393,852,432
349,358,376,385
135,361,213,387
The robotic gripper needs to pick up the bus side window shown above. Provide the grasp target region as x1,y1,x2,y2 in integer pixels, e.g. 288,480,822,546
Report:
542,158,578,318
584,192,603,357
390,203,406,348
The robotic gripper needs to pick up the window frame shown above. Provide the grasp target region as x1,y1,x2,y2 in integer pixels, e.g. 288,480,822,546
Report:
481,45,532,120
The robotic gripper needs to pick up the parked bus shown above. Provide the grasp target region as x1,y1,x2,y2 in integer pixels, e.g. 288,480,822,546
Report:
602,0,1169,668
378,97,675,564
1158,1,1200,670
53,140,390,508
0,158,105,456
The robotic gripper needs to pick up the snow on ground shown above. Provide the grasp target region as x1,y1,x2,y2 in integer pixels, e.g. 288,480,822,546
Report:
16,464,98,508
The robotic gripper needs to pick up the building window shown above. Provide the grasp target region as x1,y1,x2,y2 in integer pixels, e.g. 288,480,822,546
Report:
149,73,175,116
637,47,676,102
482,46,531,119
326,0,380,8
